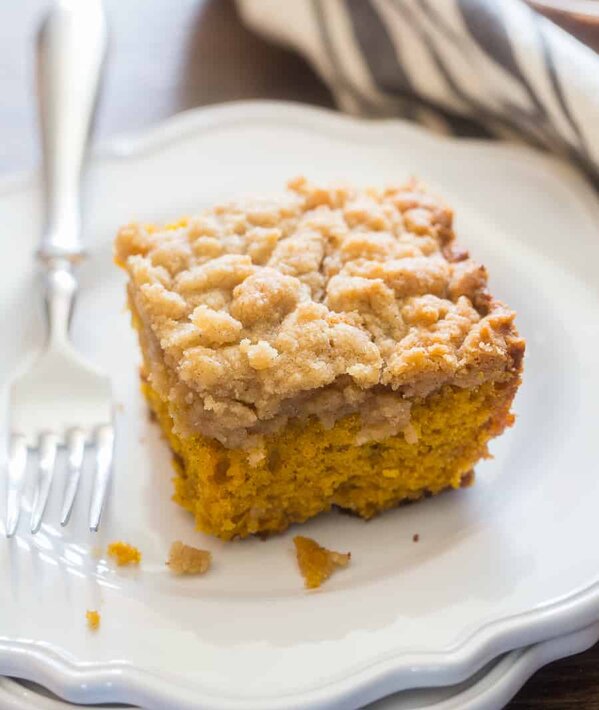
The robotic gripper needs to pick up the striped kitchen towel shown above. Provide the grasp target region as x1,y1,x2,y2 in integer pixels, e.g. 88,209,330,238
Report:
237,0,599,179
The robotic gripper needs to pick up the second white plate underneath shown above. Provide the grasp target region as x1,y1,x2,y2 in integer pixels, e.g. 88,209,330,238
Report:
2,624,599,710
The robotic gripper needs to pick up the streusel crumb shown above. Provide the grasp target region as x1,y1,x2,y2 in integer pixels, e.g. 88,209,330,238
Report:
166,541,211,575
294,535,350,589
115,177,523,449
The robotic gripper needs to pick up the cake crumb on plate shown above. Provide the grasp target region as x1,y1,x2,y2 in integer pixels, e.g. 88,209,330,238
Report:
86,610,100,630
294,536,350,589
107,541,142,566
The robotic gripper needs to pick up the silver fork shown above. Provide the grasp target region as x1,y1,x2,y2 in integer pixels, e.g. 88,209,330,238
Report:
5,0,111,537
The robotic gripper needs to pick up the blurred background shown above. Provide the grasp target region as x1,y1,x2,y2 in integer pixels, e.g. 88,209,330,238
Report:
1,0,332,173
2,0,597,174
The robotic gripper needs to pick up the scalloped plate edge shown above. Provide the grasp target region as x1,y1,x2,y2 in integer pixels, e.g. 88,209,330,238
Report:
2,623,599,710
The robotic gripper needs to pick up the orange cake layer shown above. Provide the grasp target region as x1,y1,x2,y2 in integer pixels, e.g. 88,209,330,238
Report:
142,375,517,539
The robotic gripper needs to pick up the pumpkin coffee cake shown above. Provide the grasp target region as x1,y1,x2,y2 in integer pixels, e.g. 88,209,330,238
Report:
115,177,524,540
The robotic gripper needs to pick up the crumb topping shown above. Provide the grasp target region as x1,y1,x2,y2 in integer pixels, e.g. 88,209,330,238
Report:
107,541,142,566
116,177,523,448
293,535,350,589
166,541,211,575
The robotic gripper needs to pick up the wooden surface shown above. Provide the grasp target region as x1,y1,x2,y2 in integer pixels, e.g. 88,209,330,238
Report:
2,1,599,708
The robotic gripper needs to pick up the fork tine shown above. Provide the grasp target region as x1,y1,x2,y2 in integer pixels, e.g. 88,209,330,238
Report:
60,428,86,526
89,424,114,532
6,435,28,538
30,432,59,534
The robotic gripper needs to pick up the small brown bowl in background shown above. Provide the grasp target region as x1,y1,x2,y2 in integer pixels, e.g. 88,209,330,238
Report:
526,0,599,52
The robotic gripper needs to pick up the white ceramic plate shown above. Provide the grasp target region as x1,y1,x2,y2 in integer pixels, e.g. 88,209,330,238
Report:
2,623,598,710
1,101,599,710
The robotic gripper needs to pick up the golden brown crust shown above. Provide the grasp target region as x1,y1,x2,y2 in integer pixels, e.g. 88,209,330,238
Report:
116,177,524,448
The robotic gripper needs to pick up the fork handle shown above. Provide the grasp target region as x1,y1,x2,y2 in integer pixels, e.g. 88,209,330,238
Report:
36,0,107,263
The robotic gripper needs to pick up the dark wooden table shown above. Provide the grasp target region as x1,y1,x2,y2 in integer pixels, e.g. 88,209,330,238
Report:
2,1,599,707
